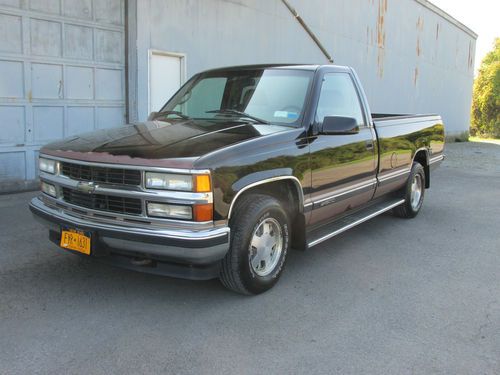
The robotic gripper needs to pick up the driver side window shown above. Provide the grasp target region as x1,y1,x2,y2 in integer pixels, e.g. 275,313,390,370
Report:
316,73,365,127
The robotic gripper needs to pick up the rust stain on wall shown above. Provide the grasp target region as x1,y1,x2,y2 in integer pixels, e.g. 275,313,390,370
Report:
416,16,424,31
413,15,424,85
376,0,388,78
416,16,424,58
468,41,474,70
377,0,387,47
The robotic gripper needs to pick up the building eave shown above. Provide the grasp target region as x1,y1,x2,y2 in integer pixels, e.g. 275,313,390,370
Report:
415,0,478,39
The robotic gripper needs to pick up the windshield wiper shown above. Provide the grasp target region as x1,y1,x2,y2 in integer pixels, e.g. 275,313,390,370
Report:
206,109,270,124
153,111,191,121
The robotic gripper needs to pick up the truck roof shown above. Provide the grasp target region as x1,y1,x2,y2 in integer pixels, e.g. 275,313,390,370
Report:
203,63,335,72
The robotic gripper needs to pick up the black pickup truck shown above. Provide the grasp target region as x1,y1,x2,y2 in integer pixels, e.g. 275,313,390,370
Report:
30,64,445,295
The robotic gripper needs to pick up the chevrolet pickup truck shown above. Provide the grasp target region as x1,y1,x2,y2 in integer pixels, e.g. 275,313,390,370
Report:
30,64,444,295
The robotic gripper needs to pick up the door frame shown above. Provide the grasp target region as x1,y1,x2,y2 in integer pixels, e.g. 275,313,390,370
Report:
147,49,187,114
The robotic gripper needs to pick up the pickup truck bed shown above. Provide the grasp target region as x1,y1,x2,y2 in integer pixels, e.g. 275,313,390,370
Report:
372,114,444,199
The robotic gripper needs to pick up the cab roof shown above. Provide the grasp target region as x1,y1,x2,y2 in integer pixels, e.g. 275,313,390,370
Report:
202,63,349,73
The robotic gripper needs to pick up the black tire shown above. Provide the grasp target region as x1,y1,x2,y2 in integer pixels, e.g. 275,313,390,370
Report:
393,161,426,218
219,194,290,295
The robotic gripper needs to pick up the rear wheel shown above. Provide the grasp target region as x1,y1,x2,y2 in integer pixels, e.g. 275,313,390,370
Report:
219,194,290,295
393,161,426,218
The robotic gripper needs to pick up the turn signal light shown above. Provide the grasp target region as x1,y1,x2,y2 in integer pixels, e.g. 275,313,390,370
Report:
193,203,213,222
194,175,211,192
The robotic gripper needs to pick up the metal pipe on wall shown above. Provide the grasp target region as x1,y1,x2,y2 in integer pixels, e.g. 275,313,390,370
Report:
280,0,334,63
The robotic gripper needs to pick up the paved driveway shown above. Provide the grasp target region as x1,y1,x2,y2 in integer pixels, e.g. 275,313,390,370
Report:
1,142,499,374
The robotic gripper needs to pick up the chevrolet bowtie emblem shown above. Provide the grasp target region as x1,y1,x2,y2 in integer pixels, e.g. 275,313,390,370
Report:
76,181,98,194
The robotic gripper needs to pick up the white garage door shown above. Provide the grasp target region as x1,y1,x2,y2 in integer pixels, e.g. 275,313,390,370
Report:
0,0,126,192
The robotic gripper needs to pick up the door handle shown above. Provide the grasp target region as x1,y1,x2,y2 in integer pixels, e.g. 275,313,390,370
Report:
365,141,374,150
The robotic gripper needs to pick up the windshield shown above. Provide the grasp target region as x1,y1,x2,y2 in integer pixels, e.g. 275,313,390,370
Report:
159,68,314,126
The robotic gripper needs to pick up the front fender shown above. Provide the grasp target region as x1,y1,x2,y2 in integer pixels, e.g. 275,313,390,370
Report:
231,168,294,192
227,171,304,220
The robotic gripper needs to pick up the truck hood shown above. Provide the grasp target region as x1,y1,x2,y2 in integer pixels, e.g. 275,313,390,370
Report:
40,119,292,168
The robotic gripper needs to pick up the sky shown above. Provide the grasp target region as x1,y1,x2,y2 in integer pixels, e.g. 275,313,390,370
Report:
430,0,499,72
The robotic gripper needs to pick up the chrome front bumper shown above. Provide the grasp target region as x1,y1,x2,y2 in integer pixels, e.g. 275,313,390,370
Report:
30,196,230,276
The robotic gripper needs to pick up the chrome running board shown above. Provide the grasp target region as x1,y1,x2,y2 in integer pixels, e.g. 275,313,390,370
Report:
307,198,405,248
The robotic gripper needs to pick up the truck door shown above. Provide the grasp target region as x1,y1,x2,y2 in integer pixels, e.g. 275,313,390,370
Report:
309,72,377,226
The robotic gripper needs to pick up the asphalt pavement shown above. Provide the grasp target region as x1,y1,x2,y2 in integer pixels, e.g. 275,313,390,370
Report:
1,142,499,374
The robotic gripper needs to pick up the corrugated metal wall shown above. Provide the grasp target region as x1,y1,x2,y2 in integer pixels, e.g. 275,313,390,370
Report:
0,0,125,192
132,0,476,137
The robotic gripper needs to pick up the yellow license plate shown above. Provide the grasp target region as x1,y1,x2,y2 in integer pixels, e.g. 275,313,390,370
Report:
60,229,91,255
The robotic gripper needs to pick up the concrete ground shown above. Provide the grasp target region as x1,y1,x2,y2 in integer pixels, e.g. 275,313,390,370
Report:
1,142,499,375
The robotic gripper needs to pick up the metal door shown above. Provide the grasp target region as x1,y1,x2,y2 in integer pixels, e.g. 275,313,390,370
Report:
309,72,378,226
148,50,185,114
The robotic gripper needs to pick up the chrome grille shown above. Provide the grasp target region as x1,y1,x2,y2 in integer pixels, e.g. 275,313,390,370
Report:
39,156,213,226
61,162,141,186
62,187,142,216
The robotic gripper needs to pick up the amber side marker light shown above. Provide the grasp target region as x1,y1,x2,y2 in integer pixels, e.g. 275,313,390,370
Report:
193,203,213,222
194,174,211,193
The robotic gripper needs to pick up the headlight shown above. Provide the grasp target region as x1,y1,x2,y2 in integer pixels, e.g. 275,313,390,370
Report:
145,172,211,192
39,157,57,174
145,172,193,191
147,202,192,220
41,181,57,197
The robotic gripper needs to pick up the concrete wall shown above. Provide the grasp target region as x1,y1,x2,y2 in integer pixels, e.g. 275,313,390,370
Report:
131,0,476,138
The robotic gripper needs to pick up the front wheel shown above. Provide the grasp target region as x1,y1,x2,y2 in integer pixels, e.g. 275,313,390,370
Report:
393,161,426,218
219,194,290,295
